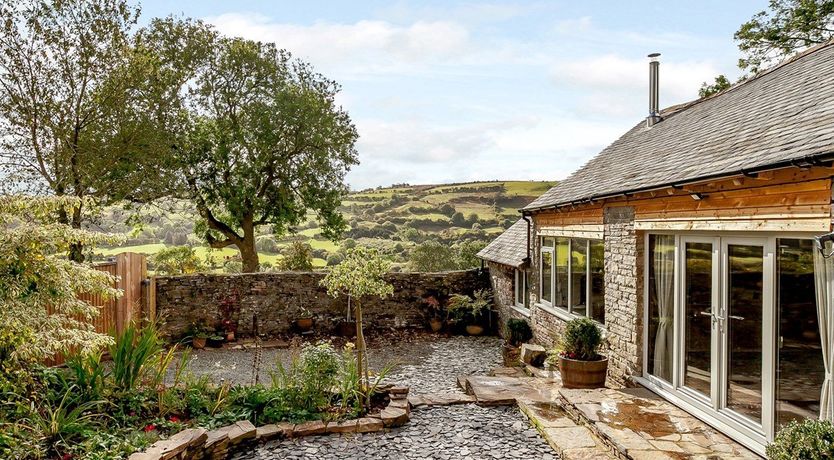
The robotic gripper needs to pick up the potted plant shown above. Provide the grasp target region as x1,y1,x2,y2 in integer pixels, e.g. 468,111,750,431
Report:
503,318,533,365
447,289,492,335
423,295,444,332
221,318,237,342
207,333,225,348
219,289,240,341
294,307,315,332
556,317,608,389
189,323,210,349
336,296,357,337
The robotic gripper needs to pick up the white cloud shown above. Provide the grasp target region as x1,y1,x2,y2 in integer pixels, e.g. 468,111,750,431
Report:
207,13,472,76
551,54,721,103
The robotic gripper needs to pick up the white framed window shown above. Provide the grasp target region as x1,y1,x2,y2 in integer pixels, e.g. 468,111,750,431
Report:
514,269,529,313
538,236,605,324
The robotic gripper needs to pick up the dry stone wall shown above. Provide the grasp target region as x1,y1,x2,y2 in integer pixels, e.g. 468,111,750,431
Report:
154,269,490,339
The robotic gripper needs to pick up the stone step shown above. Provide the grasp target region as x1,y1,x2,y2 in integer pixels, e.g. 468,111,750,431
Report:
556,387,762,460
518,399,617,460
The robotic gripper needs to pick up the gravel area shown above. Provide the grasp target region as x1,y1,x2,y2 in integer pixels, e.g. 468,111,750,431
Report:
238,405,556,460
171,335,503,389
216,334,557,459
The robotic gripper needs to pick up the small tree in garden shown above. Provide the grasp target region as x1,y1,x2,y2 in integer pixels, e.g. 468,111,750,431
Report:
320,247,393,407
0,196,121,361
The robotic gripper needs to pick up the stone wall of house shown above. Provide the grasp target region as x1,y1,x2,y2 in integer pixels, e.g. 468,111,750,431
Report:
485,261,529,338
602,206,642,387
154,269,490,339
523,206,642,388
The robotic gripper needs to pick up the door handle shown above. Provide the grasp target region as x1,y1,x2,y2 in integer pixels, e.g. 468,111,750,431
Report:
727,315,744,321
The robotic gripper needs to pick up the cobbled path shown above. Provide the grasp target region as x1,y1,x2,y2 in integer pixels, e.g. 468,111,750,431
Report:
233,335,558,460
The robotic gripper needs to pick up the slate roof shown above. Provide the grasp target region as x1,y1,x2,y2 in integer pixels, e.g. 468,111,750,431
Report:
524,40,834,211
476,218,527,267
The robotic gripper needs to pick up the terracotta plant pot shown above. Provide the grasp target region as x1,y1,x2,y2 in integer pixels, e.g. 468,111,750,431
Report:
559,356,608,389
192,337,207,349
225,331,235,342
336,321,357,337
295,317,314,332
429,318,443,332
465,324,484,336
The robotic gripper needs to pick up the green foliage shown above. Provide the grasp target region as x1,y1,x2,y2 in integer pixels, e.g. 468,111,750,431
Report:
24,387,104,457
735,0,834,74
559,317,603,361
278,242,315,271
506,319,533,345
109,322,164,392
409,240,456,271
173,32,359,272
266,343,341,423
0,196,121,361
321,247,394,300
767,419,834,459
66,352,108,403
151,246,206,275
699,74,733,98
454,240,488,270
446,290,492,325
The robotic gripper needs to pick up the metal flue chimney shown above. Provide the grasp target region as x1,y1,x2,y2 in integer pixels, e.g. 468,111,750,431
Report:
646,52,662,128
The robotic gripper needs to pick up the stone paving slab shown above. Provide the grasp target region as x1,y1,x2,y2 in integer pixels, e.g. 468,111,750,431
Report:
519,400,617,460
463,375,557,406
558,387,762,459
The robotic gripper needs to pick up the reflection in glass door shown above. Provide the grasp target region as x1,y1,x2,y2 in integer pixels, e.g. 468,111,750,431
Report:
682,239,715,400
724,243,765,424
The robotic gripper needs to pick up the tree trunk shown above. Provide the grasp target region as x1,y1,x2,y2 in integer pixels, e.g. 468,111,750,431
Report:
239,237,260,273
355,298,371,409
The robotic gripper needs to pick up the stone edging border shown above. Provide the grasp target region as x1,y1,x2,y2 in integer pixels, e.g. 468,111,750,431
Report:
128,385,411,460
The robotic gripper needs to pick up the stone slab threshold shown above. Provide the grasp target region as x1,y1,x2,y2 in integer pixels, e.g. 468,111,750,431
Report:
458,368,763,460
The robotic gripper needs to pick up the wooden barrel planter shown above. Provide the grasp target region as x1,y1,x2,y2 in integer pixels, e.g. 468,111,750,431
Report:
559,356,608,389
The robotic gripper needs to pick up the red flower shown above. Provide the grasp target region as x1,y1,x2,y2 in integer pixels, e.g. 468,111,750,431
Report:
61,454,72,460
169,415,180,423
144,424,156,432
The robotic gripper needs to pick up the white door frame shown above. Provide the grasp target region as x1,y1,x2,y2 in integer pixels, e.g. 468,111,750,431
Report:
638,231,807,455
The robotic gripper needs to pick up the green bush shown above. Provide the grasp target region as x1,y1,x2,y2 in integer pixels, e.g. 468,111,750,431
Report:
506,319,533,345
447,289,492,325
560,317,603,361
767,419,834,459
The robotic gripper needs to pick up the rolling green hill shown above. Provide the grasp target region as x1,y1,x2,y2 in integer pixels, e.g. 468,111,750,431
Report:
91,180,556,272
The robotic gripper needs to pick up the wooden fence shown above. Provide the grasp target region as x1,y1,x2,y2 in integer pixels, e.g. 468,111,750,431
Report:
49,252,149,364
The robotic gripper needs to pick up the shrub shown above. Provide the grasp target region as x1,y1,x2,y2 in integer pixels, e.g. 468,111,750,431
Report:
559,317,603,361
151,246,206,275
109,322,165,392
767,419,834,459
447,289,492,325
278,241,314,271
506,319,533,345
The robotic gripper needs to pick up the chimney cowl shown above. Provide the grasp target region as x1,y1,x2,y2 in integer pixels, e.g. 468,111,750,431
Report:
646,52,662,128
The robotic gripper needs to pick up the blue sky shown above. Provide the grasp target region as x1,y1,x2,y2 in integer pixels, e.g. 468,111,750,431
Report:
140,0,766,190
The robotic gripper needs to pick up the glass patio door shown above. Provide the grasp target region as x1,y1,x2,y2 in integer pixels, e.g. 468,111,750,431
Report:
680,237,718,402
719,237,774,438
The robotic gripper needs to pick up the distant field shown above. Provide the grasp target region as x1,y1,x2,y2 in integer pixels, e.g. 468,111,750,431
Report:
96,180,556,272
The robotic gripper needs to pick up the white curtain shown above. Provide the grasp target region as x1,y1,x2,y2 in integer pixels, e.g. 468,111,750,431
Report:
653,235,675,382
813,241,834,420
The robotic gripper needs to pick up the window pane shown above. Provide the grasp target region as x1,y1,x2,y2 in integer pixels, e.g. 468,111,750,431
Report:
777,239,823,430
683,242,712,398
555,238,569,307
541,249,552,304
648,234,675,383
523,272,529,307
515,270,523,305
590,240,605,324
543,237,554,248
571,239,588,316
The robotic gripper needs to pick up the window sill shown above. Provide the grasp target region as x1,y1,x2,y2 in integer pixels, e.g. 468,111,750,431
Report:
510,304,531,318
534,302,573,322
534,303,607,330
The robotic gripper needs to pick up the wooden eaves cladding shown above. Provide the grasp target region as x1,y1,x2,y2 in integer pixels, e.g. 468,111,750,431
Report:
530,165,833,233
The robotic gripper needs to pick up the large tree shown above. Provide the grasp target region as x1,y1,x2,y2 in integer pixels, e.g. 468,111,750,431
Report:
736,0,834,74
700,0,834,97
179,37,359,272
0,0,181,260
